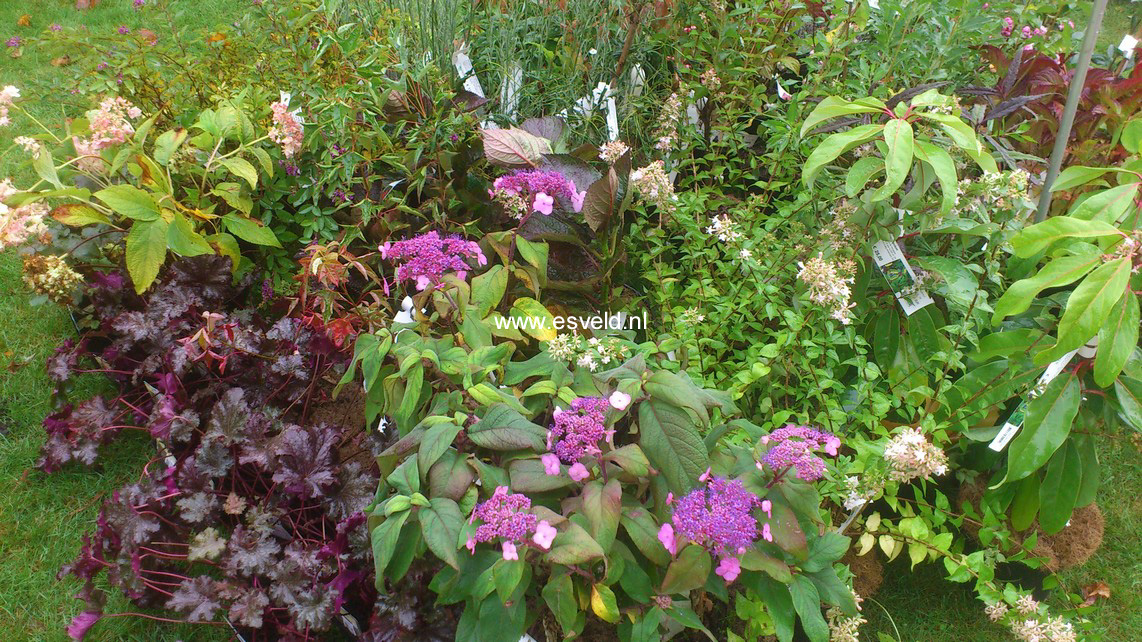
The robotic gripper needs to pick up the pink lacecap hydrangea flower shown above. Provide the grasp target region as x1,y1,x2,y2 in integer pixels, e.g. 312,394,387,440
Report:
757,424,840,482
542,397,610,477
380,231,487,291
466,486,555,560
490,169,586,217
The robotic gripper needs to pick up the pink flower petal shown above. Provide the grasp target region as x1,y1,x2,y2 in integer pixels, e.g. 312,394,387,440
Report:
502,541,518,560
608,390,632,410
658,522,677,555
761,499,772,518
541,453,561,476
533,192,554,215
715,557,741,583
568,462,590,482
762,522,773,542
533,520,557,550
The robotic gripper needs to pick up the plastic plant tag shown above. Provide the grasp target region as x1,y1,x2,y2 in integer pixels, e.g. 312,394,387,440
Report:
871,240,934,315
501,63,522,118
451,47,485,99
988,347,1080,451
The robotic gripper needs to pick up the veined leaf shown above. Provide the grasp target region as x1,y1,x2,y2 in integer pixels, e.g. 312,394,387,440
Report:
1009,217,1121,258
803,124,885,187
1037,258,1131,364
992,253,1102,323
1094,291,1140,387
869,119,914,201
913,140,958,215
1068,183,1138,223
1038,442,1081,535
1004,372,1080,482
221,157,259,189
125,219,169,293
844,156,884,197
419,498,464,569
222,213,281,247
637,399,708,492
799,96,886,138
95,185,160,221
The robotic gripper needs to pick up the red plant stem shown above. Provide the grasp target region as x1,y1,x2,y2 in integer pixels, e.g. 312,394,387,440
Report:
102,612,225,626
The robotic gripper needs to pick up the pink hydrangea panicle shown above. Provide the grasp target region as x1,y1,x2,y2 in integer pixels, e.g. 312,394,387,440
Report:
71,96,141,172
381,231,486,291
669,477,761,558
268,91,304,159
532,521,557,550
758,424,840,482
547,396,609,465
0,86,19,128
715,557,741,583
658,522,677,555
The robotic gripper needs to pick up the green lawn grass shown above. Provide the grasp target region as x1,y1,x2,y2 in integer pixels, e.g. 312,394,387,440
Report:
1,2,237,639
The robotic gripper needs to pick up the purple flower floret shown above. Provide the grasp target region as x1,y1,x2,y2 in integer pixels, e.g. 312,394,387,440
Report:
668,477,762,558
757,423,840,482
380,231,487,291
490,169,586,218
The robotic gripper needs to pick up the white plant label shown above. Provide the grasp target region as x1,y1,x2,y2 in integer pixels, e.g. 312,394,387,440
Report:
988,347,1080,451
451,49,485,99
871,240,934,315
501,63,523,119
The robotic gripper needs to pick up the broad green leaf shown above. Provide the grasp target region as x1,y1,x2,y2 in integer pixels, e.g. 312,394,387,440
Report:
749,576,796,642
799,96,886,137
206,232,241,272
1051,165,1113,191
869,119,914,201
1009,217,1121,258
739,550,792,583
790,576,829,642
125,219,169,293
769,500,809,561
542,574,578,633
166,212,213,257
371,510,410,583
630,607,665,642
908,305,940,364
803,124,885,187
480,127,551,167
1009,473,1040,532
50,204,109,227
153,128,188,166
34,149,62,188
872,308,899,370
95,185,160,221
221,157,259,189
582,479,622,550
418,421,463,473
470,265,508,318
492,559,525,602
467,404,546,451
660,546,711,595
621,507,672,566
808,568,859,614
1122,119,1142,154
545,521,604,565
1095,291,1140,386
1115,377,1142,431
603,444,650,476
419,498,464,569
1005,372,1080,482
913,140,958,215
638,399,709,493
844,156,884,197
1073,435,1100,507
222,213,281,247
508,297,557,341
919,112,981,155
1038,258,1132,364
992,254,1102,323
1068,183,1138,223
590,584,620,623
508,458,575,492
1038,442,1081,535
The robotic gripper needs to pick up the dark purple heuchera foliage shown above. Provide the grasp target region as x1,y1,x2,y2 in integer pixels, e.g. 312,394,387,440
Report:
44,257,454,640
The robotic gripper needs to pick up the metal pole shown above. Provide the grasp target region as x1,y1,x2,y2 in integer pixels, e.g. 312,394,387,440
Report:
1035,0,1110,222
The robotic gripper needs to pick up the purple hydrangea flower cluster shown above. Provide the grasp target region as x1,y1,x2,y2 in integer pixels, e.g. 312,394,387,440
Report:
380,231,487,291
758,424,840,482
668,477,762,558
491,169,586,218
465,486,556,560
548,396,609,464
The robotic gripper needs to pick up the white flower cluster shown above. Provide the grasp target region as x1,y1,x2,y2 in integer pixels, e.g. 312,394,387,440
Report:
986,598,1077,642
653,93,683,151
826,592,865,642
705,213,742,243
883,427,948,482
797,253,856,324
630,161,676,213
598,140,630,164
546,333,629,372
956,169,1031,215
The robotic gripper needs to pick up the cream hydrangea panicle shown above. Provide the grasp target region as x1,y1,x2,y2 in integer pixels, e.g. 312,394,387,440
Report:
883,427,948,482
268,91,304,159
598,140,630,164
797,253,855,324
